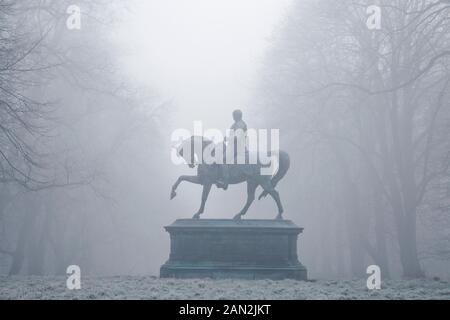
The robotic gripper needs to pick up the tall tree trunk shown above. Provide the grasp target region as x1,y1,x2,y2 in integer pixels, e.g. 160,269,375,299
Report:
9,210,36,275
320,206,332,277
370,174,391,278
398,210,424,278
333,146,366,277
27,202,50,275
334,208,346,278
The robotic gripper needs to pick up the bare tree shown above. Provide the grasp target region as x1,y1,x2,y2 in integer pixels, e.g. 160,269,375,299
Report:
256,0,450,278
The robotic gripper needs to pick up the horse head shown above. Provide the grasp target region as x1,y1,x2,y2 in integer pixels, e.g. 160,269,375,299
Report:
175,136,215,168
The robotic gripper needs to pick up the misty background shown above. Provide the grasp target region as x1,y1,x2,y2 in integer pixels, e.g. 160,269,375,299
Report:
0,0,449,280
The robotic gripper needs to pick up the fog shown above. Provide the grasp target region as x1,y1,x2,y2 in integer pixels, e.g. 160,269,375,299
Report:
1,0,449,281
114,0,291,128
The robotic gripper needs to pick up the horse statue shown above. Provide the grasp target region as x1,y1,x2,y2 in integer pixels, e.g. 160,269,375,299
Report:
170,136,290,220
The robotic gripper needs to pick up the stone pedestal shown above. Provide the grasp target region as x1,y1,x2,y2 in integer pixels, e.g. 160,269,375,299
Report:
160,219,307,280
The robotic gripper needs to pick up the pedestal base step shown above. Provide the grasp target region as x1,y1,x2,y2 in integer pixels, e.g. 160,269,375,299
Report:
160,264,307,280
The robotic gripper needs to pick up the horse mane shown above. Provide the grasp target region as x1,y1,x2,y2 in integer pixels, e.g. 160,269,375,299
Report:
189,136,214,149
177,136,216,164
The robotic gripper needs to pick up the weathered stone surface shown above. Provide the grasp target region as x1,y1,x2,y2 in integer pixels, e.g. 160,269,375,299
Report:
160,219,307,280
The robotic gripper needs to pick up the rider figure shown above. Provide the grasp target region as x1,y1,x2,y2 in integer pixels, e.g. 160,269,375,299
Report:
217,109,247,190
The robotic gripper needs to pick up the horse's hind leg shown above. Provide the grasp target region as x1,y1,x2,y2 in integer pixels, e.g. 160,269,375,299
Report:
233,181,258,220
259,178,284,220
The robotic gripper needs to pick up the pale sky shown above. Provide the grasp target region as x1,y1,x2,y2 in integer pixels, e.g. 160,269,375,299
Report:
114,0,292,131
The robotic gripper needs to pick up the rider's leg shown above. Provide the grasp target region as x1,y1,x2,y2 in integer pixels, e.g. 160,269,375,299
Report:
221,141,236,190
219,165,229,190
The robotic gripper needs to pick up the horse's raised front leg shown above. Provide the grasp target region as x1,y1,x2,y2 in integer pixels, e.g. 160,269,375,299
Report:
170,175,201,200
193,183,212,219
233,181,258,220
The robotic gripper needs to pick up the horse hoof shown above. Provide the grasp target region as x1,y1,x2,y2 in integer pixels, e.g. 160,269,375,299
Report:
192,213,201,219
275,214,283,220
170,190,177,200
233,214,242,220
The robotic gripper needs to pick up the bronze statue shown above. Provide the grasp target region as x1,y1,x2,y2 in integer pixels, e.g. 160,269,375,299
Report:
170,136,290,220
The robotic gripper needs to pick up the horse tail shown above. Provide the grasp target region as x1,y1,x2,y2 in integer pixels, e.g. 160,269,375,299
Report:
258,150,290,200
